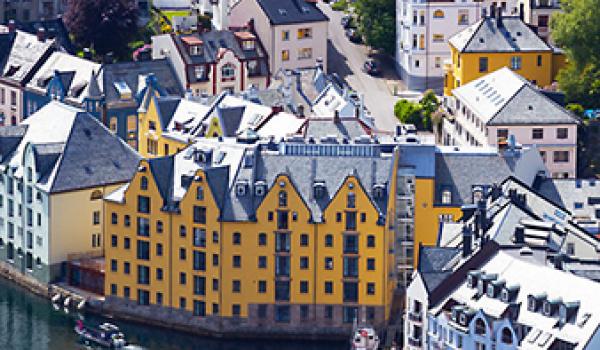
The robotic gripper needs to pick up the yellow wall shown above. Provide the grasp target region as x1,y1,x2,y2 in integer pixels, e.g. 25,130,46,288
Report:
49,184,121,264
105,166,396,323
444,45,566,95
137,96,188,158
413,179,462,266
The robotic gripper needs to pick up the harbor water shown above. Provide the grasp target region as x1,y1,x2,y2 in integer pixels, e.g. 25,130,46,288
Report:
0,277,345,350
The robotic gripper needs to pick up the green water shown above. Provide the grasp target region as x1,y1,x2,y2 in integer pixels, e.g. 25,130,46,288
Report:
0,278,345,350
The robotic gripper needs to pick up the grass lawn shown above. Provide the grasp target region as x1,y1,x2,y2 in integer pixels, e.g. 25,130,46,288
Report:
163,10,191,22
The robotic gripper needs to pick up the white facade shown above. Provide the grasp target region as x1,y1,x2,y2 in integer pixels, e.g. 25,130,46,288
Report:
395,0,518,91
518,0,561,42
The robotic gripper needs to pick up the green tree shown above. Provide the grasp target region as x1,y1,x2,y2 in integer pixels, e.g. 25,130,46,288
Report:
354,0,395,54
419,89,440,129
551,0,600,108
394,99,423,128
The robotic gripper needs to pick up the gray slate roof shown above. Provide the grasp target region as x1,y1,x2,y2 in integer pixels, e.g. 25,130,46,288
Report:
489,83,579,125
255,0,329,25
101,58,184,104
217,106,246,137
49,112,141,193
156,96,182,129
304,118,368,139
449,16,552,53
0,125,27,162
0,30,54,85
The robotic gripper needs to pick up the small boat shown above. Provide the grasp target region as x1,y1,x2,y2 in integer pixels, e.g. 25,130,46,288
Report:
75,320,127,348
351,327,379,350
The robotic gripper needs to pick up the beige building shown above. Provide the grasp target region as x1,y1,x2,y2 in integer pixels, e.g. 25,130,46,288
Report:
0,101,139,283
0,0,65,22
152,30,269,96
229,0,329,73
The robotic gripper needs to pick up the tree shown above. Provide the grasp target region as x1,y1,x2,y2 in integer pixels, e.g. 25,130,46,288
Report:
551,0,600,108
354,0,395,54
64,0,139,60
419,89,440,129
394,99,423,128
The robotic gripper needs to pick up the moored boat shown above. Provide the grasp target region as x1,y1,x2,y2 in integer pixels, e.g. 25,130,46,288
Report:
75,320,127,348
351,326,380,350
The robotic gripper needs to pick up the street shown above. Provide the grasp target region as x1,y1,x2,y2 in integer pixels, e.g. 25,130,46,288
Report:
319,3,402,132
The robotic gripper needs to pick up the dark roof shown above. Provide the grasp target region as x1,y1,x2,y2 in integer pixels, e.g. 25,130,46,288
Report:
156,96,182,129
148,155,176,208
87,71,102,98
419,246,461,273
0,125,27,162
304,118,367,139
0,32,16,69
101,58,184,104
255,0,329,25
49,113,141,193
13,17,76,54
56,70,76,91
33,142,64,182
217,106,246,137
0,30,54,85
450,16,552,53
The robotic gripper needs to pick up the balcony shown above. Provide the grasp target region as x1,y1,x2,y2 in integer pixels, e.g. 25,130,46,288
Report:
408,311,422,323
408,337,422,347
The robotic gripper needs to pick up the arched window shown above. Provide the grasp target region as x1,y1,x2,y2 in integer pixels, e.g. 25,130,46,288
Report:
433,9,445,18
475,318,486,335
279,191,287,207
221,64,235,81
140,176,148,190
501,327,513,344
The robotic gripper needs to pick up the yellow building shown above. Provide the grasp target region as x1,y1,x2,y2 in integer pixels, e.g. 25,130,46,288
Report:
104,138,400,335
444,14,566,96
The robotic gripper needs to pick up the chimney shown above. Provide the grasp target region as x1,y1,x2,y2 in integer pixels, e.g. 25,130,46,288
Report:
8,20,16,33
519,3,525,21
462,226,473,258
490,4,496,18
333,110,341,123
496,4,503,27
514,225,525,244
37,27,46,42
553,254,564,270
297,104,305,118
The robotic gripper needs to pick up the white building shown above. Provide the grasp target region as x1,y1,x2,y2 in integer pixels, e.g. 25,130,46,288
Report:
441,68,579,178
395,0,518,91
518,0,561,43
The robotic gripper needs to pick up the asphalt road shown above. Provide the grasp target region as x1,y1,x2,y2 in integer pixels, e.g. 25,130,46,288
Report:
320,3,401,133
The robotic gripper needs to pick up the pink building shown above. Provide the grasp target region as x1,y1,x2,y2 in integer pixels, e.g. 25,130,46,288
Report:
441,67,580,178
229,0,329,74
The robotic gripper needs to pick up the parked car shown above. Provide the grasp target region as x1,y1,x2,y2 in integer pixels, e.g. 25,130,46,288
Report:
345,28,362,43
363,59,381,76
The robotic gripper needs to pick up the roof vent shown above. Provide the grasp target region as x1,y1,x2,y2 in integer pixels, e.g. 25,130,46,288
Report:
479,38,484,43
528,105,533,110
235,180,249,197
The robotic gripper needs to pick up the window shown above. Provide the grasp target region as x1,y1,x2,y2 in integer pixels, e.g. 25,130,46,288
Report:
212,253,219,266
367,283,376,295
442,189,452,205
277,210,288,230
281,30,290,41
137,265,150,285
343,235,358,253
194,66,205,80
111,213,118,225
300,281,309,293
137,289,149,305
275,305,290,323
156,268,163,281
258,280,267,293
497,129,509,141
258,256,267,268
193,276,206,296
412,34,417,48
432,34,444,42
479,57,488,72
300,233,309,247
193,228,206,247
221,64,235,81
297,28,312,39
458,10,469,24
347,192,356,208
111,235,118,247
193,206,206,224
435,56,441,68
124,237,130,249
367,235,375,248
212,278,219,291
193,300,206,316
475,318,486,335
180,272,186,285
258,232,267,246
92,211,100,225
232,232,241,245
532,128,544,139
193,251,206,271
156,243,163,256
537,54,543,66
137,196,150,213
232,255,241,268
567,242,575,255
111,259,118,272
298,48,312,60
501,327,513,344
282,50,290,61
367,258,376,270
325,257,334,270
180,225,187,237
278,191,287,207
232,304,241,316
325,234,333,247
137,217,150,237
140,176,148,190
137,240,150,260
232,280,241,293
538,15,549,27
553,151,569,163
324,281,333,294
510,56,522,70
325,305,333,319
557,128,568,139
196,186,204,200
419,34,425,49
345,211,357,231
289,250,305,269
156,221,163,233
124,215,131,227
433,9,444,18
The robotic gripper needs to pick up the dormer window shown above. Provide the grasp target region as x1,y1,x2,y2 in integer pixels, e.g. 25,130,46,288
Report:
442,189,452,204
235,181,248,197
487,284,496,298
190,45,202,55
373,184,386,199
459,313,467,326
543,301,552,316
195,66,206,80
254,181,266,197
501,290,509,302
114,80,132,100
242,40,255,51
314,182,326,199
